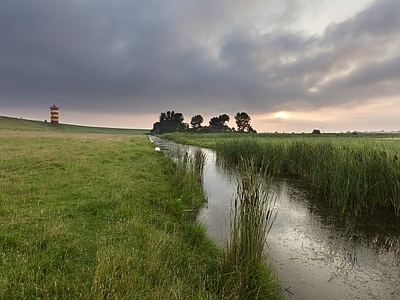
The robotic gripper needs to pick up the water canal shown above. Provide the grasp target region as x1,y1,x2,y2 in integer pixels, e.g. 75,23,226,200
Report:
150,136,400,299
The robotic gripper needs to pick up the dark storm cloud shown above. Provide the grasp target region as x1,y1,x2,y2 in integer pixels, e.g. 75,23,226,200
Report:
0,0,399,117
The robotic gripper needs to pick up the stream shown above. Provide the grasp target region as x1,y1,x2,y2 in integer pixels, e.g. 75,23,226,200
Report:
150,136,400,299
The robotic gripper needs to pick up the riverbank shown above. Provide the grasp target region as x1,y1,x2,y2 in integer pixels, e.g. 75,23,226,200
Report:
1,131,222,298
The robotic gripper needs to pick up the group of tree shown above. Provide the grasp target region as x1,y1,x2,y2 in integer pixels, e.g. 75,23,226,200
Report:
150,111,188,134
150,111,256,134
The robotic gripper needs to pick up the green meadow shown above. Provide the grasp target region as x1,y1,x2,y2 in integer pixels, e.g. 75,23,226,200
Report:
0,117,283,299
0,116,150,134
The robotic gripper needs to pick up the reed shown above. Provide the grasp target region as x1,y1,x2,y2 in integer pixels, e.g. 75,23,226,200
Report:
215,137,400,216
217,158,282,299
166,147,207,218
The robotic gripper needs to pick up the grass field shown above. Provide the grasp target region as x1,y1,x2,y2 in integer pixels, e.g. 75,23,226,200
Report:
0,116,150,134
0,117,283,299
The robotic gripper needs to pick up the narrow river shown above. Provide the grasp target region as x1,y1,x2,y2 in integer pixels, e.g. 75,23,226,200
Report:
150,136,400,299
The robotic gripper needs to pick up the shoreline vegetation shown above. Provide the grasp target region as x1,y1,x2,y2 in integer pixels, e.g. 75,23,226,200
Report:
218,159,280,299
162,132,400,217
165,145,283,299
0,116,283,299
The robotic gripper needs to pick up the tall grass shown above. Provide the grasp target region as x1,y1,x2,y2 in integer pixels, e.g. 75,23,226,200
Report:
217,158,282,300
215,137,400,216
165,147,206,219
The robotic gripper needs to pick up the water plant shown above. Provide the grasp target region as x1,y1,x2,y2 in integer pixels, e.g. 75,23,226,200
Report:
214,137,400,216
217,158,282,299
165,147,207,218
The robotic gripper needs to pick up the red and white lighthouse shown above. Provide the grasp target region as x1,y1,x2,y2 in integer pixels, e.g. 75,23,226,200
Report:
49,104,59,123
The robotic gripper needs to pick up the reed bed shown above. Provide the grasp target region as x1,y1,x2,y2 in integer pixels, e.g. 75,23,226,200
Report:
215,137,400,216
217,158,282,300
166,147,207,217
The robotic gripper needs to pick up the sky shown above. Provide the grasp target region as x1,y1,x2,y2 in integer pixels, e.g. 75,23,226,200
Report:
1,0,399,133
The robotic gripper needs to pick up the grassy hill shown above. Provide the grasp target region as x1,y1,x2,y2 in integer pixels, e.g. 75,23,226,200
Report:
0,116,150,134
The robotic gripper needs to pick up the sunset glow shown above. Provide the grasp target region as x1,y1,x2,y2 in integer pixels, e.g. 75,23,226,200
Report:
274,111,289,119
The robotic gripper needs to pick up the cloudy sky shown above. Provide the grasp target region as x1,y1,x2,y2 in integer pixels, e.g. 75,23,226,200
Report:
1,0,399,132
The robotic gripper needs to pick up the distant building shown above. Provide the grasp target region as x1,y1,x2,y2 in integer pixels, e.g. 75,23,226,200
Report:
50,104,59,123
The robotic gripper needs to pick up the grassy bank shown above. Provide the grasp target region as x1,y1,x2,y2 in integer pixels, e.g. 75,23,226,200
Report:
0,130,222,299
0,115,150,134
162,132,400,216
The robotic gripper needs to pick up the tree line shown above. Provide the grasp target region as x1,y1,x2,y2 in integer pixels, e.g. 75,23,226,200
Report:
150,111,256,134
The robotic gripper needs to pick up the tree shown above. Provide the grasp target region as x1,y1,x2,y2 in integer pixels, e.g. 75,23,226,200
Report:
208,114,230,131
190,115,203,130
208,117,220,128
173,112,184,124
159,112,167,122
173,113,187,131
220,114,230,124
235,112,252,132
312,129,321,134
150,111,187,134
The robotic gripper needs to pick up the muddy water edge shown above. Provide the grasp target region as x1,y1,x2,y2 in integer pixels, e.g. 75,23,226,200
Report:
149,136,400,300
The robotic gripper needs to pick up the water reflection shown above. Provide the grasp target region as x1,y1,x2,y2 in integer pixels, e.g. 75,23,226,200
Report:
149,136,400,299
268,179,400,299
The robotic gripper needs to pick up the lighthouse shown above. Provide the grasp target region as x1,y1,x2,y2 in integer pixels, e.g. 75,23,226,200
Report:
49,104,59,123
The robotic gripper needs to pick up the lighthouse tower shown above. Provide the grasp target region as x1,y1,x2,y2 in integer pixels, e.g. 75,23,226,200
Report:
49,104,59,123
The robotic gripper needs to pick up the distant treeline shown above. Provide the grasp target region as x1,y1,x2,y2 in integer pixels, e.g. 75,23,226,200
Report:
150,111,256,134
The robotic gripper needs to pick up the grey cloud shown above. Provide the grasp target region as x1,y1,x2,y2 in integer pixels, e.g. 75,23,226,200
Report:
0,0,399,119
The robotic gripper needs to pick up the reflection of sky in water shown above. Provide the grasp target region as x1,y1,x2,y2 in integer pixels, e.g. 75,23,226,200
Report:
150,136,400,300
268,181,400,299
198,149,234,245
268,180,400,299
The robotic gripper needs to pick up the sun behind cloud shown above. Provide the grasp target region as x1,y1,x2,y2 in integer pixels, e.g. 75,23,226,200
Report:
274,111,289,119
